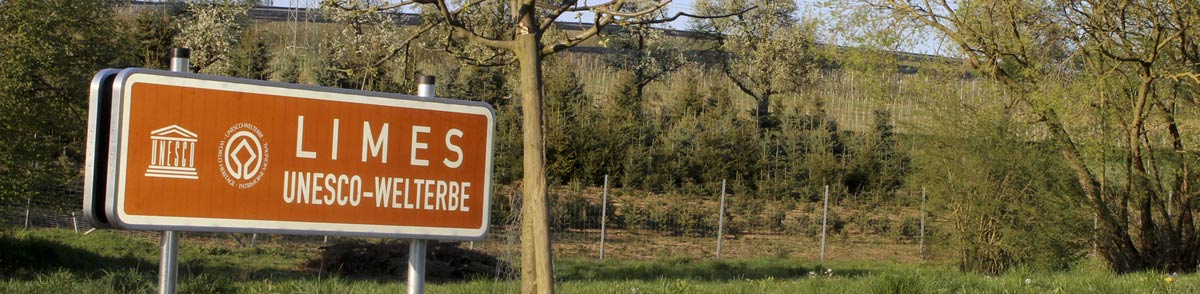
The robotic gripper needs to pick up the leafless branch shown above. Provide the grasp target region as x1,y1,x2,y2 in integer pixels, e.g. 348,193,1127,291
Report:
595,0,670,18
540,4,756,56
536,0,618,12
321,0,432,11
538,0,580,31
619,5,748,25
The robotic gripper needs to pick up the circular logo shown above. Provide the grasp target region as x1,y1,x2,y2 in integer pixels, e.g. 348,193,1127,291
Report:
217,123,269,189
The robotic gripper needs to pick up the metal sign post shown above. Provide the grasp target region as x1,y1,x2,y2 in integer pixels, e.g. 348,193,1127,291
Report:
159,47,189,294
407,75,435,294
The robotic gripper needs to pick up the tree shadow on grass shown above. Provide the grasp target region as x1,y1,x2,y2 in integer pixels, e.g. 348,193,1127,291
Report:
556,258,876,282
0,234,154,279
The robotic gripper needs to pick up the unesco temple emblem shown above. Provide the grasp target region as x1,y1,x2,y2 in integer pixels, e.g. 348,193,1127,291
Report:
145,125,199,179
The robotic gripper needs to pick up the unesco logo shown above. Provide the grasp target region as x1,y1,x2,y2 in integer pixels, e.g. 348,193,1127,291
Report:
145,125,199,180
217,123,269,189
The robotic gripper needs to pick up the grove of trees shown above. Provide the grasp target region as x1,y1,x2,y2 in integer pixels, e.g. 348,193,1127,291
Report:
2,0,1198,287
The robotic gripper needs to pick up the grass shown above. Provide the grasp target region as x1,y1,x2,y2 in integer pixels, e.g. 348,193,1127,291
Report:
2,227,1198,293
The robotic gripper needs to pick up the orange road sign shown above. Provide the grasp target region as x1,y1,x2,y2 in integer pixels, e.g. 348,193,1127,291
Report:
87,69,494,240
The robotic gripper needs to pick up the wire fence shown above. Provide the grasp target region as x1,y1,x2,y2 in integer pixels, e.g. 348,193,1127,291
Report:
3,180,928,265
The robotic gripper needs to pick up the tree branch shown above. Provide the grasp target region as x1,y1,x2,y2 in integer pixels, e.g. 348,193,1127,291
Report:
538,0,580,31
368,20,440,68
432,0,514,50
621,5,756,26
325,0,513,50
321,0,432,11
540,4,755,56
594,0,670,18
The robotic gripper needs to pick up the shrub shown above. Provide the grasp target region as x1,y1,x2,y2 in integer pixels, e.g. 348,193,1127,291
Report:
549,187,604,231
897,217,921,241
866,216,892,235
914,110,1088,274
621,195,720,237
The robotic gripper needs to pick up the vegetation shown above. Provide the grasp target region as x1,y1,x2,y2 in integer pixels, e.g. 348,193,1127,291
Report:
3,228,1200,293
2,0,1199,289
0,0,133,211
876,0,1200,273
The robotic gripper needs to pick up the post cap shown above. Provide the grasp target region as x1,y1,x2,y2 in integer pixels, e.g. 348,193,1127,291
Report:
171,48,191,59
419,75,435,85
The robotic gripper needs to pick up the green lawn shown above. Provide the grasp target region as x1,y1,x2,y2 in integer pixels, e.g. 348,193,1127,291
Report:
1,228,1194,293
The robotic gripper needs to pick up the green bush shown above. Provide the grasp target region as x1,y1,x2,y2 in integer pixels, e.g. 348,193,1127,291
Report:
866,216,892,235
549,187,604,231
913,108,1088,274
897,217,921,241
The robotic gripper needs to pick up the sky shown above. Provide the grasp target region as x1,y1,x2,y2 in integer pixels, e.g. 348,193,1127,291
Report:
266,0,944,56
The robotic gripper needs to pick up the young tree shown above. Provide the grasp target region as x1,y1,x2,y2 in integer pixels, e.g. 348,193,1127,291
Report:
323,1,750,292
174,0,254,75
320,1,426,91
601,7,686,111
694,0,821,129
130,3,186,70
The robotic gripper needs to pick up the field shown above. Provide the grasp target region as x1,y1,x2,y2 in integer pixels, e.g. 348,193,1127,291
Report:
1,228,1195,293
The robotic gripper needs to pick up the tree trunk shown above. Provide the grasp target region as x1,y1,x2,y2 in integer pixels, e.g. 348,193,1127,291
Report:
1045,101,1200,273
756,94,773,129
514,2,554,293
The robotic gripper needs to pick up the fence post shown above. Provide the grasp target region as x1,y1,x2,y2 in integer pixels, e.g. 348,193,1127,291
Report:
1092,213,1098,256
821,185,829,262
920,187,926,260
24,197,31,229
716,179,727,259
600,174,608,260
73,212,79,233
1167,190,1173,219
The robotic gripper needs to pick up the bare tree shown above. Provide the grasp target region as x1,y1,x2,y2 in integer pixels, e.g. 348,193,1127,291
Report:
322,1,750,292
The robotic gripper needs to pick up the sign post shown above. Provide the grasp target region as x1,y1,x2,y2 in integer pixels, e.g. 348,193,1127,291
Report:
407,75,436,294
85,61,494,293
158,47,190,294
